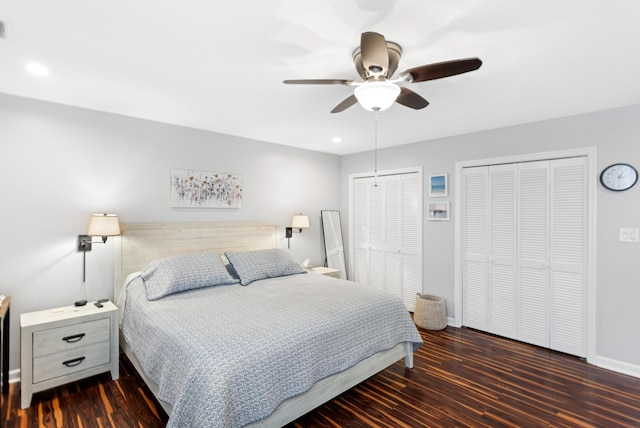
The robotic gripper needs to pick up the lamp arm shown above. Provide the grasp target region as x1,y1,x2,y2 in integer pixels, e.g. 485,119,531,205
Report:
77,235,115,283
77,235,115,251
81,238,108,245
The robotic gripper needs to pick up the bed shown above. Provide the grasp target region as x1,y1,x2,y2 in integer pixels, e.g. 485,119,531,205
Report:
115,222,423,427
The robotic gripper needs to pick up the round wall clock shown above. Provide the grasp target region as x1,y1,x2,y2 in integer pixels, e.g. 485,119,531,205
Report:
600,163,638,191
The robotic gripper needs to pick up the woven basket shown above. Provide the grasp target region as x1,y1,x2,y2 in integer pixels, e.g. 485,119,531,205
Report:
414,293,447,330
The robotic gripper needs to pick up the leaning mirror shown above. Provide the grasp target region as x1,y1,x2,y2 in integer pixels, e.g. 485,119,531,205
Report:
320,210,347,279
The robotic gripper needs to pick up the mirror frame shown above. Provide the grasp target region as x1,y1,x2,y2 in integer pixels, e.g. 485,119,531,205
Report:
320,210,348,280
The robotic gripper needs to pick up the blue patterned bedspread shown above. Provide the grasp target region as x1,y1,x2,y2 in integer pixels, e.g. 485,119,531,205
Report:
120,273,423,427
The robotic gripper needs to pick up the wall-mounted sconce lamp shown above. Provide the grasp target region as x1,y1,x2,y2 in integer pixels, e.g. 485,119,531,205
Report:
285,213,309,249
77,213,121,283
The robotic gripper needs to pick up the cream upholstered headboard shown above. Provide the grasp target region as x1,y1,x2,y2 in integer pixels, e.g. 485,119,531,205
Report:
114,222,278,298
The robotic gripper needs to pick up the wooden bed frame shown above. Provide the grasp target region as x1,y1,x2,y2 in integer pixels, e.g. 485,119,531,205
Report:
114,222,415,427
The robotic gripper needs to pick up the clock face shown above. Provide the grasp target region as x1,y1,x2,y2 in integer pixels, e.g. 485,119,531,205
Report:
600,163,638,191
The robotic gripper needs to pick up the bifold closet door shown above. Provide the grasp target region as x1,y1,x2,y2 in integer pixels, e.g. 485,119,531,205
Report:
518,157,586,355
354,178,373,287
462,163,519,339
462,166,490,331
487,164,518,339
462,157,586,357
549,157,586,357
517,161,550,348
353,174,420,311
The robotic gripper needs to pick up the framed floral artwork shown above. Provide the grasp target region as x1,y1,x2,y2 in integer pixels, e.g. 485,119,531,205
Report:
171,169,242,208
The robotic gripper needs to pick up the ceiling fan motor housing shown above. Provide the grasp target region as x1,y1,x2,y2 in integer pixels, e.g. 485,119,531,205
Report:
352,41,402,80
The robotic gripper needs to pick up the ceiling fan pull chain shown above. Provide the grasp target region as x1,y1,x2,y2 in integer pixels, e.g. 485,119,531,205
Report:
374,108,379,187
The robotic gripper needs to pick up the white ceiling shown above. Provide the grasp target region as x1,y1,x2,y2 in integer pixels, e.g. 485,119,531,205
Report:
2,0,640,155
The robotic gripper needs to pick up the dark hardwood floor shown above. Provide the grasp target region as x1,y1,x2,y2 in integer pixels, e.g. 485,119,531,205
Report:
3,326,639,427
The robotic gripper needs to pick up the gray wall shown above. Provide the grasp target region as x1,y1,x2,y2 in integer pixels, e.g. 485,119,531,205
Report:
0,93,341,374
342,105,640,375
3,90,638,378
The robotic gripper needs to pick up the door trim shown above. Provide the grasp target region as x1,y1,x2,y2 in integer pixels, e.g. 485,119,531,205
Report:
454,148,597,363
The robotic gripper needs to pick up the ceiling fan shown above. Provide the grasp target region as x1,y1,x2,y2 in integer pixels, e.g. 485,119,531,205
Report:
284,31,482,113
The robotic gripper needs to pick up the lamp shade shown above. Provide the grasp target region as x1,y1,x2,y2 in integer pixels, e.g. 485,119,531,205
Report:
87,213,121,237
354,81,401,111
291,214,309,230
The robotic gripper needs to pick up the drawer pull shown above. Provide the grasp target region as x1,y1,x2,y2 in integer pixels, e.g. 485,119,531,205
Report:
62,333,86,343
62,356,86,367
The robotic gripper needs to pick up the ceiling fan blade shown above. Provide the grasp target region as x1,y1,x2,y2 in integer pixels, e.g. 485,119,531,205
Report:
395,87,429,110
331,94,358,113
360,32,389,75
283,79,355,85
401,57,482,83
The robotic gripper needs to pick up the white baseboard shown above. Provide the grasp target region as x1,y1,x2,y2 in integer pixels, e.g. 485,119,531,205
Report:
592,355,640,379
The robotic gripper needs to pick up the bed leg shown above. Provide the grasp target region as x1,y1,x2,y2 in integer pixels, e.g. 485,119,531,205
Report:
404,342,414,368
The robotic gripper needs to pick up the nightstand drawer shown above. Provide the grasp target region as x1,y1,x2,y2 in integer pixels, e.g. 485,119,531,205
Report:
33,341,110,383
33,318,110,357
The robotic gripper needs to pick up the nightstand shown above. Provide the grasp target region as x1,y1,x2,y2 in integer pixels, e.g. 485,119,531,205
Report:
311,267,341,278
20,301,119,409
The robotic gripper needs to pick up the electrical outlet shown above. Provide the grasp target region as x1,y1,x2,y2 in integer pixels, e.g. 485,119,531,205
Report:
619,227,639,243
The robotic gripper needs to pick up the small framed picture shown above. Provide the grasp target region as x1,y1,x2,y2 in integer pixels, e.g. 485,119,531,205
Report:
428,201,450,221
429,174,448,197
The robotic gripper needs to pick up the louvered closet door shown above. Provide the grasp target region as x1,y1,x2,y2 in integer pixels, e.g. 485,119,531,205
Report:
353,174,420,311
463,164,518,337
488,164,518,339
462,156,587,358
549,157,586,357
462,166,489,330
354,179,372,286
369,180,387,291
382,179,402,299
401,176,420,309
517,161,550,348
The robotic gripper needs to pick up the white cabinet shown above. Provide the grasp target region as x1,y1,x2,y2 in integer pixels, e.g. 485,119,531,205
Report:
20,301,119,408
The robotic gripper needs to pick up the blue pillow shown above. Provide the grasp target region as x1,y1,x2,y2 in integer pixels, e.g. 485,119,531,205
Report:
224,248,307,285
142,251,239,300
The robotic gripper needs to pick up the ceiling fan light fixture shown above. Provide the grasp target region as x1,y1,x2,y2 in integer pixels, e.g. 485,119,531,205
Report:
354,81,400,112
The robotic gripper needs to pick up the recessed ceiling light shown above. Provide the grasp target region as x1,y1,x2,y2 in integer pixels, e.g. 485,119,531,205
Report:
26,62,49,76
332,137,342,144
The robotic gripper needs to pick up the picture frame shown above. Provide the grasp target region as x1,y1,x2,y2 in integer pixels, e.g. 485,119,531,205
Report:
428,201,450,221
170,169,243,208
429,174,448,197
